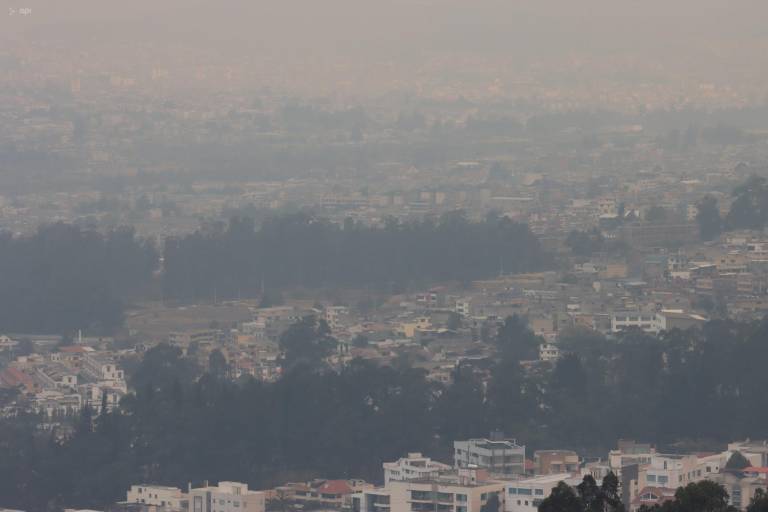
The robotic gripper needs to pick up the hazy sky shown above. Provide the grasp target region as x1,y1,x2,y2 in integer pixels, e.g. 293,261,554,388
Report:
9,0,768,54
4,0,768,98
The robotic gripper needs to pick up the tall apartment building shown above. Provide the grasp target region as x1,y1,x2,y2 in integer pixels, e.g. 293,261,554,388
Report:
454,433,525,476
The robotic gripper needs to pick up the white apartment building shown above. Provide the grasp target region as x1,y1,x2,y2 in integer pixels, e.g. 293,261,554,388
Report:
610,312,656,333
127,484,186,509
354,468,505,512
455,299,472,318
454,436,526,475
505,474,582,512
82,352,126,391
189,481,265,512
384,453,452,485
636,454,699,490
539,343,560,362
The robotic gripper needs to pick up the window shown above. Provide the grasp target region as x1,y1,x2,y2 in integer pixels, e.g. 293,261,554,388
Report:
658,476,668,485
234,502,240,508
518,488,533,496
481,494,487,501
535,490,543,496
525,501,529,507
647,475,657,483
456,495,467,502
508,489,517,495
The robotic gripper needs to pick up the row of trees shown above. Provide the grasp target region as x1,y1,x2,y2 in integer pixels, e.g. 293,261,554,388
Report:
696,175,768,240
162,212,549,300
541,478,768,512
0,223,157,335
0,213,547,335
4,314,768,510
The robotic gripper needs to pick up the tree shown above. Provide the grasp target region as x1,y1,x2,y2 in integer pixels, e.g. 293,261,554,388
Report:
601,472,624,512
747,489,768,512
726,176,768,230
279,316,337,371
725,451,751,471
539,482,583,512
566,229,605,257
15,339,34,357
447,312,463,331
670,481,735,512
495,315,541,362
208,349,229,379
578,475,603,512
696,195,723,241
646,206,669,224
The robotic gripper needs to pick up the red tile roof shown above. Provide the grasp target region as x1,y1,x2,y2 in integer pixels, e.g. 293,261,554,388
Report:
0,367,34,389
316,480,353,496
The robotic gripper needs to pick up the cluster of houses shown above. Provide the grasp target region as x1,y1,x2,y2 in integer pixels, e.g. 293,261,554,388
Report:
32,436,766,512
0,336,126,420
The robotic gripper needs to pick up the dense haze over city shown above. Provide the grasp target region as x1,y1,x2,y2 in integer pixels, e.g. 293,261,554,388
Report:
4,3,768,512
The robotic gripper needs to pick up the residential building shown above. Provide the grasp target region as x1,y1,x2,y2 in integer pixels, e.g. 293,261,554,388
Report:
277,479,370,510
384,453,452,485
532,450,579,475
506,474,582,512
630,487,676,511
126,485,186,509
189,482,265,512
713,470,768,511
354,468,505,512
454,434,525,475
611,312,656,333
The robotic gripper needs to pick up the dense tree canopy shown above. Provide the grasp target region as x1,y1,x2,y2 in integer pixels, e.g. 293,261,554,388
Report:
162,212,550,299
696,195,723,241
639,481,736,512
538,474,624,512
726,176,768,230
0,223,156,335
5,317,768,511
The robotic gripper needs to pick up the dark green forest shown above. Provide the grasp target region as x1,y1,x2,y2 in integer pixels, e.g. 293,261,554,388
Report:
696,175,768,241
0,213,547,335
3,315,768,511
161,212,549,299
0,224,156,335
